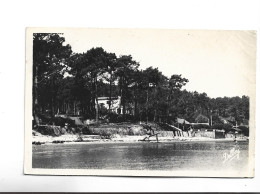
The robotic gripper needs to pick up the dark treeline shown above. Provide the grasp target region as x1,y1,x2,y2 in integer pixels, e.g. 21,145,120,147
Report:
33,33,249,125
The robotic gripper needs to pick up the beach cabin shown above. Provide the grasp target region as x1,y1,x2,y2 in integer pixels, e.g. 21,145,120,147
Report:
192,128,225,139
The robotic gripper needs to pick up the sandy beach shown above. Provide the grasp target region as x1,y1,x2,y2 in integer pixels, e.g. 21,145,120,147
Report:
32,132,248,145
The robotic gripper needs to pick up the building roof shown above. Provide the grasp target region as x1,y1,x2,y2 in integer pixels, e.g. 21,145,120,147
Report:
97,96,119,100
195,113,209,123
190,122,210,125
219,116,233,125
176,118,190,124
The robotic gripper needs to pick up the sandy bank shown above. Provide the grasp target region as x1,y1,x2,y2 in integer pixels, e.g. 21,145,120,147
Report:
32,133,248,145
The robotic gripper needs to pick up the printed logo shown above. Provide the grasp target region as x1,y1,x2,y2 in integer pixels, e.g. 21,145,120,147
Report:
223,147,240,163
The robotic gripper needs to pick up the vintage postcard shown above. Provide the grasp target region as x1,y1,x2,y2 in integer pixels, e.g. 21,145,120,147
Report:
24,28,256,177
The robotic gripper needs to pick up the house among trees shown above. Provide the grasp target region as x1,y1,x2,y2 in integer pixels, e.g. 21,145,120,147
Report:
97,96,134,115
97,96,122,114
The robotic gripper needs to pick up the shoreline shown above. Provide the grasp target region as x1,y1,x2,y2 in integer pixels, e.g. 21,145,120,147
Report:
32,134,248,146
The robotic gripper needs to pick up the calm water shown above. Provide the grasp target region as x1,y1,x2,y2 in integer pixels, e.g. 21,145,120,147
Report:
32,141,249,171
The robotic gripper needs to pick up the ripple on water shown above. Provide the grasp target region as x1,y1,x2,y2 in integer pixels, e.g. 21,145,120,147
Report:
32,141,249,171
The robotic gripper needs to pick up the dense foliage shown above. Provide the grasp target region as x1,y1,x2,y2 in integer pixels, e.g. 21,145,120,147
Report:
33,33,250,126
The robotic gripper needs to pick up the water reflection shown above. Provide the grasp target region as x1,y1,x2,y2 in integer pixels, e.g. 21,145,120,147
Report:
33,141,248,171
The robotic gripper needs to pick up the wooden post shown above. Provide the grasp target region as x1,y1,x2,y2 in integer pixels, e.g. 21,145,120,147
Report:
146,89,148,123
156,134,159,142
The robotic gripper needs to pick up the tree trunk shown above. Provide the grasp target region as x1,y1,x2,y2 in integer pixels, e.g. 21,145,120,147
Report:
51,97,54,116
33,65,38,117
90,77,95,118
146,89,148,123
121,77,126,118
95,77,99,122
167,89,172,123
57,101,60,115
109,72,112,113
74,101,76,115
122,86,126,116
134,99,138,117
133,84,138,118
154,109,157,122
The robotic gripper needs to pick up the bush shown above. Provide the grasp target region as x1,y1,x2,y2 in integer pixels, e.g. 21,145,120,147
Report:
124,114,135,122
211,123,233,131
107,113,135,123
37,114,52,124
192,124,210,129
36,125,61,136
50,117,76,127
81,126,91,135
238,126,249,136
107,112,119,123
99,129,113,139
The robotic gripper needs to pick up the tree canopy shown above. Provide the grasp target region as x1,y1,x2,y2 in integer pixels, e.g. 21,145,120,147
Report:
33,33,250,126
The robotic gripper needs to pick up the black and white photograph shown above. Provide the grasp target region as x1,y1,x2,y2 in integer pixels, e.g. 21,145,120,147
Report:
24,28,256,177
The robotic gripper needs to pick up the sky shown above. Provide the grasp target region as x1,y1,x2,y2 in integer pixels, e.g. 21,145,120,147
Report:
62,28,256,98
